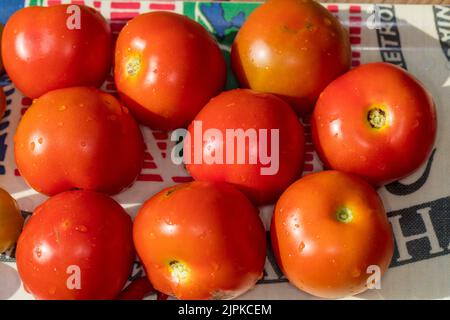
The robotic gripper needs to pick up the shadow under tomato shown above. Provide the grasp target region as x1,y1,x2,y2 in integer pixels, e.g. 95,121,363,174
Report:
0,262,21,299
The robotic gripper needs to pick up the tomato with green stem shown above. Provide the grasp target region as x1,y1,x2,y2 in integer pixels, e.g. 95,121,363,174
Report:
115,12,226,130
133,181,266,300
271,171,394,298
312,62,437,186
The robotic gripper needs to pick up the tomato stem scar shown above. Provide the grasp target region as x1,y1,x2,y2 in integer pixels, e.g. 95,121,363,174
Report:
367,108,386,129
126,56,141,77
336,207,353,223
169,260,189,283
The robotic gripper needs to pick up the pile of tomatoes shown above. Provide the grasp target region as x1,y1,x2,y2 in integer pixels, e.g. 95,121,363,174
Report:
0,0,436,300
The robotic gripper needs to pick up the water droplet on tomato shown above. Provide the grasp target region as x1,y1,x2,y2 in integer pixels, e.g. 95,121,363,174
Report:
75,225,88,233
164,217,175,226
35,247,42,258
298,242,305,252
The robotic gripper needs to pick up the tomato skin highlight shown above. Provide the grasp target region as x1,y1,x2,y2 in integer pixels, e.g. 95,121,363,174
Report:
14,87,145,196
231,0,351,116
2,5,112,98
185,89,305,205
133,181,267,300
0,187,24,254
271,171,394,298
312,62,437,186
16,190,135,300
115,12,226,130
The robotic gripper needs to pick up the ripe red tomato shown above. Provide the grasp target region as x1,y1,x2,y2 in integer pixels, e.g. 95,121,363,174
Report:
16,190,135,300
14,87,144,196
185,89,305,205
0,187,24,254
271,171,394,298
1,5,112,98
133,181,266,300
115,12,226,130
312,62,437,186
231,0,351,116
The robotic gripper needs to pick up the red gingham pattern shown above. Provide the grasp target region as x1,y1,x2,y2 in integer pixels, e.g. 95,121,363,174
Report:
349,5,362,67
